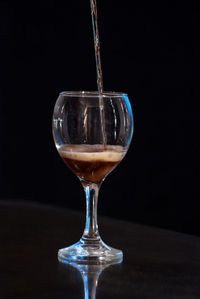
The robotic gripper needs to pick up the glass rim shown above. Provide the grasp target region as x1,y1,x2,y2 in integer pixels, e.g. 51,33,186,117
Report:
59,91,128,98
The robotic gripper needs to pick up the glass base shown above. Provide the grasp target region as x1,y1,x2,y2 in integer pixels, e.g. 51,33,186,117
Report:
58,239,123,265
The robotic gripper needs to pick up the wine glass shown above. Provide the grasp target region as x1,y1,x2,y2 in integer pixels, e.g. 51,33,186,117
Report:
52,91,134,265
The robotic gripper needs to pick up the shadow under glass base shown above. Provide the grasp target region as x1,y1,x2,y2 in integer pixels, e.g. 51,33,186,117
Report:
58,238,123,265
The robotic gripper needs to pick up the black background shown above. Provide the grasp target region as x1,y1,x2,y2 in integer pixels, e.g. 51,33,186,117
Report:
0,0,199,235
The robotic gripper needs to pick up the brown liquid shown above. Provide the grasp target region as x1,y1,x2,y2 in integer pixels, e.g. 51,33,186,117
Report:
90,0,103,93
90,0,107,146
58,144,125,183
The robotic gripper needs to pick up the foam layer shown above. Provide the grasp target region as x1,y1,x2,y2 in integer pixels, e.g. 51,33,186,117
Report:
58,144,125,162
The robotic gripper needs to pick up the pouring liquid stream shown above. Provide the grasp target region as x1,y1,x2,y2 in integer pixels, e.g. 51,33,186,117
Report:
90,0,107,147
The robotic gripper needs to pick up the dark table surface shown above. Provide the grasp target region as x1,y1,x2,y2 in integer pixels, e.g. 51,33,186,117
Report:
0,200,200,299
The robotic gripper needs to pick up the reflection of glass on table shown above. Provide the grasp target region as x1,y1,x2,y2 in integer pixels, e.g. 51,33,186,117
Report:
59,262,115,299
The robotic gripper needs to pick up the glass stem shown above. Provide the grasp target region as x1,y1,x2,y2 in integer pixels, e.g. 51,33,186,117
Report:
81,182,101,242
